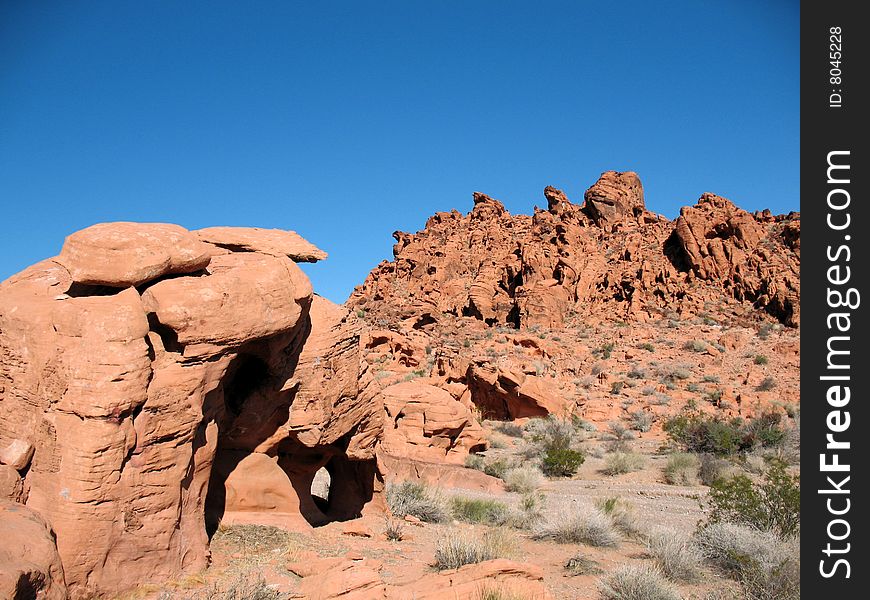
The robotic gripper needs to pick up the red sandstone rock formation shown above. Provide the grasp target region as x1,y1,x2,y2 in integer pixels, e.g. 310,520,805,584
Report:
0,224,380,598
350,171,800,328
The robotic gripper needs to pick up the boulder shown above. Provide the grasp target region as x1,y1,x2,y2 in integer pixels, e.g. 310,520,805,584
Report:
379,382,486,465
0,500,67,600
57,222,211,287
196,226,328,262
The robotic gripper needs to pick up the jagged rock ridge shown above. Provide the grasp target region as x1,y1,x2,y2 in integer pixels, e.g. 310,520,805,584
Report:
350,171,800,328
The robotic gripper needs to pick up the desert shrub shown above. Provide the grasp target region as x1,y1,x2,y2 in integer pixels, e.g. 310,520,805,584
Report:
534,504,619,547
603,452,645,476
494,422,525,438
705,461,800,538
594,342,615,359
476,588,533,600
686,382,700,392
541,447,585,477
683,340,707,352
630,410,654,432
753,354,769,365
598,565,680,600
507,491,545,530
664,413,748,455
597,497,643,538
627,366,646,379
483,458,511,479
383,517,405,541
756,376,776,392
503,466,544,493
527,417,585,477
434,528,514,570
745,412,787,448
166,573,280,600
603,421,636,452
465,454,486,471
696,522,799,600
450,496,509,525
638,342,655,352
564,553,602,576
663,453,700,485
702,375,720,383
698,453,736,486
386,481,447,523
648,528,703,581
488,435,508,449
611,381,625,395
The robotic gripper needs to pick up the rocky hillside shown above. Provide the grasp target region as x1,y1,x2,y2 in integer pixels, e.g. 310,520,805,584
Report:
350,171,800,329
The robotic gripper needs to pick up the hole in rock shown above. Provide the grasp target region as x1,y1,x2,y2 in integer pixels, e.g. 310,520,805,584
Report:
66,282,125,297
310,466,331,512
223,354,269,415
146,314,183,354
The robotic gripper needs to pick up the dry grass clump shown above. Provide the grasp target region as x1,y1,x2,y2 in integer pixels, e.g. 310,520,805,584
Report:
434,528,516,570
158,573,280,600
695,522,799,600
533,503,619,547
597,497,644,539
506,491,545,530
450,496,510,525
663,452,700,485
503,466,544,493
647,528,703,581
603,452,645,476
598,564,681,600
383,516,405,541
476,586,534,600
386,481,447,523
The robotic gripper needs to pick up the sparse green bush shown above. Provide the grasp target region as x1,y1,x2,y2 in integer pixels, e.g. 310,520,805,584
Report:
663,453,700,485
603,452,645,476
638,342,655,352
386,481,447,523
753,355,769,365
702,375,720,383
611,381,625,395
664,413,747,456
541,447,585,477
705,461,800,538
434,528,514,570
598,565,681,600
595,342,615,359
648,528,703,581
450,496,510,525
503,466,544,493
534,504,619,547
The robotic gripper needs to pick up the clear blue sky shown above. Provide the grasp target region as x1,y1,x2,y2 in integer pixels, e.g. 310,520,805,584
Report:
0,1,798,303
